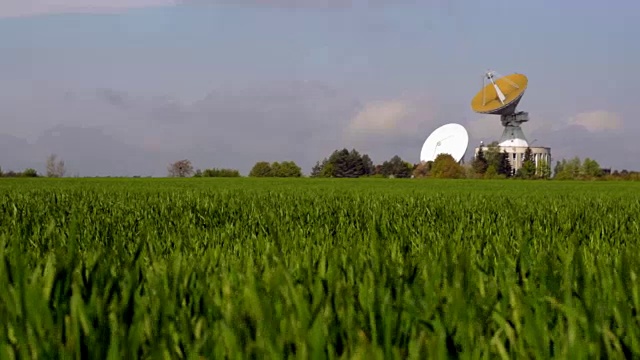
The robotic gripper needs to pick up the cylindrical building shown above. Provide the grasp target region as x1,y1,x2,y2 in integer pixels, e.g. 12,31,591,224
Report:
474,145,551,175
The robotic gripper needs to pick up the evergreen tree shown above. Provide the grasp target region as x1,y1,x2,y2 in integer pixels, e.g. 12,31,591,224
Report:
385,156,399,177
472,148,488,175
310,161,323,177
361,154,374,176
312,148,374,178
497,150,513,177
379,155,412,178
518,147,536,179
344,149,364,178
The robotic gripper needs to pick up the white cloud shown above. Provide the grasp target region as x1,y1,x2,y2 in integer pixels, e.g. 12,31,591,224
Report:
345,96,438,137
568,110,623,132
340,96,444,164
0,0,177,18
347,100,410,133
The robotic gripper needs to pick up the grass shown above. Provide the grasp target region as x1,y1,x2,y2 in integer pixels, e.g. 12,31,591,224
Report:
0,177,639,359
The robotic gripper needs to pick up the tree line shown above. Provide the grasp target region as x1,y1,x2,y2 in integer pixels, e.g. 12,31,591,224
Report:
165,145,639,181
2,149,638,180
0,154,66,178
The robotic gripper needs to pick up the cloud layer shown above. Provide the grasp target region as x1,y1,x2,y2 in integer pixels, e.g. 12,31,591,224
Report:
0,83,636,176
1,82,364,176
1,1,178,18
0,0,411,18
569,111,623,133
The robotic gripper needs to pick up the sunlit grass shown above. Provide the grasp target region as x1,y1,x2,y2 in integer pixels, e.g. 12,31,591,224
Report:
0,178,639,358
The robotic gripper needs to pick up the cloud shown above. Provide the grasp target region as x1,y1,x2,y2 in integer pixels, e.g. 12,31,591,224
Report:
0,82,361,176
0,0,177,18
0,0,415,18
347,100,410,133
341,96,441,164
345,96,438,136
1,83,636,176
531,123,639,170
568,111,623,132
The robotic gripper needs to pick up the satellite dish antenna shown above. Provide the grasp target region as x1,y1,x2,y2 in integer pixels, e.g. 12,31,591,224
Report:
470,70,530,147
420,123,469,163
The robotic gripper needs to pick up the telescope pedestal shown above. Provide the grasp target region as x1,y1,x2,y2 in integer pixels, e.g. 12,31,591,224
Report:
498,111,529,147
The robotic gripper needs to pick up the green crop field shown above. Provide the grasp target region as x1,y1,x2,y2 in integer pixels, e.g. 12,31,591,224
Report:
1,178,639,359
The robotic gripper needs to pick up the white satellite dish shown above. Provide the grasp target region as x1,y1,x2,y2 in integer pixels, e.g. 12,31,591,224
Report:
420,123,469,163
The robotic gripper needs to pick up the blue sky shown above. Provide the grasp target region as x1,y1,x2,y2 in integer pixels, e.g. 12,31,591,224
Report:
1,0,639,176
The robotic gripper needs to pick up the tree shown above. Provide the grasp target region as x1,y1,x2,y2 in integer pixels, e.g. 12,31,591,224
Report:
517,147,536,179
581,158,603,179
379,155,412,178
200,168,241,177
46,154,66,177
484,164,499,179
484,141,501,171
338,149,369,178
268,161,302,177
537,158,551,179
275,161,302,177
311,159,335,178
249,161,301,177
430,153,465,179
328,149,351,177
22,168,39,177
270,162,282,177
361,154,374,176
497,150,513,177
462,162,476,179
249,161,272,177
167,159,194,177
311,161,324,177
413,161,432,178
555,157,581,180
312,148,374,178
472,147,488,175
553,160,564,178
320,162,335,177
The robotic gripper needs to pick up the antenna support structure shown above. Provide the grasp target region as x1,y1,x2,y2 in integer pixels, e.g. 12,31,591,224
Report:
499,110,529,147
470,69,551,175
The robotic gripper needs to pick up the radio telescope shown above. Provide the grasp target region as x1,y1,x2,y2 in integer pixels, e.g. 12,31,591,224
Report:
420,123,469,163
470,69,552,174
470,70,529,147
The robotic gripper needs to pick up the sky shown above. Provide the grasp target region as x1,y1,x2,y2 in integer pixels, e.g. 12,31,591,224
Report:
0,0,639,176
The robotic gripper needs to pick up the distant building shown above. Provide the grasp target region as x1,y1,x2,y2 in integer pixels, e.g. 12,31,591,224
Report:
474,144,551,174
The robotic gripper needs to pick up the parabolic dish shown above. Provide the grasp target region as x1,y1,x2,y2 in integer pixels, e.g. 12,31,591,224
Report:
420,123,469,163
470,73,528,115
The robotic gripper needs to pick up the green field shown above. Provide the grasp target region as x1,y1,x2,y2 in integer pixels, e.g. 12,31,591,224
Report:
1,178,639,359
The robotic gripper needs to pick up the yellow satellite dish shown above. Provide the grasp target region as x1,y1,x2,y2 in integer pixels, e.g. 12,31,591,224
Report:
470,72,528,115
